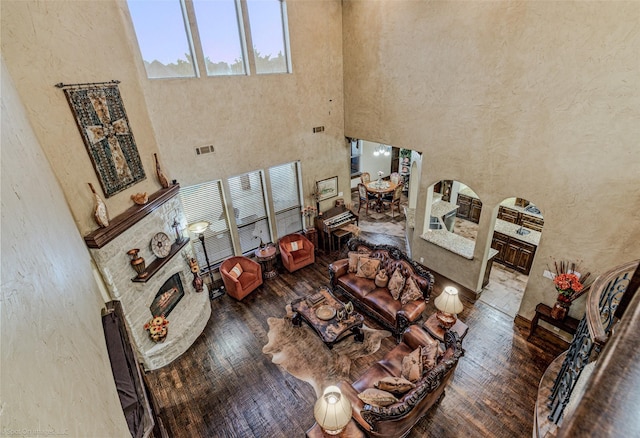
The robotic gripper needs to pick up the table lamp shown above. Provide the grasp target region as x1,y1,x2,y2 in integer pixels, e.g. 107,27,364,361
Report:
434,286,464,329
314,385,352,435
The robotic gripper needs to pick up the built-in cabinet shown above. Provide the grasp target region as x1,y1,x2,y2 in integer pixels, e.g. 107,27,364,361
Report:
456,194,482,224
491,231,537,275
498,206,544,232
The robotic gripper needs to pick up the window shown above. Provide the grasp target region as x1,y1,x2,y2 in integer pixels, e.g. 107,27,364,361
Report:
127,0,291,78
180,180,233,269
192,0,247,76
246,0,291,74
269,162,302,237
228,171,271,253
350,139,362,177
127,0,197,79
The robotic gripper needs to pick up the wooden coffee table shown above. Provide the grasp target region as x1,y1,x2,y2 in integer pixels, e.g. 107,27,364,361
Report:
291,287,364,349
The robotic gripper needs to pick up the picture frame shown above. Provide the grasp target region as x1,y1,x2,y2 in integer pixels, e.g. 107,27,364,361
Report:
316,176,338,201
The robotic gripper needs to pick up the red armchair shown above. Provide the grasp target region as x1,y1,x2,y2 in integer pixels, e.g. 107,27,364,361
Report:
220,256,263,301
279,233,315,273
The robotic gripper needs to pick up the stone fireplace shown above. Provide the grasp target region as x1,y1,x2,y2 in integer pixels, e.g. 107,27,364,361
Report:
86,185,211,370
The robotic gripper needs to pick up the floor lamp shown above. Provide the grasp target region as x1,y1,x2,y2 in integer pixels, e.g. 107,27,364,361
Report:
188,221,225,300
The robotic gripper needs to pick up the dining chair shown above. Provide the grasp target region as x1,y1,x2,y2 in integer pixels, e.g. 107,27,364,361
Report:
382,182,404,218
360,172,371,184
357,183,376,215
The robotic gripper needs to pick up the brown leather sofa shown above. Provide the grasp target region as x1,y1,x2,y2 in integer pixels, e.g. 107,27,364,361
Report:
220,256,263,300
279,233,315,273
339,325,464,438
329,239,434,341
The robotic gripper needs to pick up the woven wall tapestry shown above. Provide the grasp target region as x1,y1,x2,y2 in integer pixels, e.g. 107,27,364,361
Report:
60,81,145,197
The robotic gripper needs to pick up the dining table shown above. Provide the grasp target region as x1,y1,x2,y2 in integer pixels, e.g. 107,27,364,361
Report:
366,180,397,212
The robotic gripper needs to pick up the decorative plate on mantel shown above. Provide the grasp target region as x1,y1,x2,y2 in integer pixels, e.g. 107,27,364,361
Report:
150,232,172,258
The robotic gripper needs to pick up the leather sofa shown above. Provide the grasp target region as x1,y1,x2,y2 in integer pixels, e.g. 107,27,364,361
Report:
338,325,464,438
220,256,263,300
329,239,434,341
279,233,315,273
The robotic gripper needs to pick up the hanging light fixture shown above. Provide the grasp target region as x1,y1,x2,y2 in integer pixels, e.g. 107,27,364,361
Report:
374,144,390,157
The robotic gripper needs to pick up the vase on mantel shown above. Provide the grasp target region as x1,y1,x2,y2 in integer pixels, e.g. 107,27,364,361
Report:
551,300,570,320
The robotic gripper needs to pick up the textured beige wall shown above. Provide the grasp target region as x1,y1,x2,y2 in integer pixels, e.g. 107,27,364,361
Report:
343,1,640,318
1,58,130,436
2,0,346,233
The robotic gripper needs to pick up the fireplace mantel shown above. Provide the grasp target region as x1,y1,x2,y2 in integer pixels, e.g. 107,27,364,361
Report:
85,184,180,249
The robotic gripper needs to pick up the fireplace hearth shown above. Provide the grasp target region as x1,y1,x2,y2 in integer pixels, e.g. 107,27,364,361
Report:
151,273,185,318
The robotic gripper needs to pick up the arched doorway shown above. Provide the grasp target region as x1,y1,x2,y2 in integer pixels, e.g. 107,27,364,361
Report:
480,197,544,317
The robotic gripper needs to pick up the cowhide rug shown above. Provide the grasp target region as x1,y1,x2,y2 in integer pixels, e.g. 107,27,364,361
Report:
262,310,390,397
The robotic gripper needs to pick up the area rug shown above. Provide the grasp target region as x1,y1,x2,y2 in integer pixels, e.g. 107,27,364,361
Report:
262,312,390,397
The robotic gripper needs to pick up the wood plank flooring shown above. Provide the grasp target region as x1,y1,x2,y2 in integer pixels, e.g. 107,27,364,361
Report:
144,236,564,438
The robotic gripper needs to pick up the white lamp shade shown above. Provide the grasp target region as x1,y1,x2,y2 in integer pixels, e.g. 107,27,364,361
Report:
314,385,352,434
434,286,464,315
188,221,210,234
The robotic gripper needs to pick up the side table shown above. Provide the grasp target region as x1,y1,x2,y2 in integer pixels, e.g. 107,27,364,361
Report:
423,313,469,342
306,419,365,438
255,245,278,279
303,227,318,253
528,303,579,340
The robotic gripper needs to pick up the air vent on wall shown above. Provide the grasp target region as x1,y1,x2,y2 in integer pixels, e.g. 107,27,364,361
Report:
195,145,215,155
312,126,325,133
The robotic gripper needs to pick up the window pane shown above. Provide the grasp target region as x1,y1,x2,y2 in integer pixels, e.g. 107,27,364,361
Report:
127,0,197,78
246,0,289,74
180,180,233,267
228,171,272,252
269,162,302,236
193,0,246,76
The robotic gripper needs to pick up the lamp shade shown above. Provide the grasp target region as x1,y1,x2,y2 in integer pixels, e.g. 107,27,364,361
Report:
434,286,464,315
188,221,210,235
314,385,352,435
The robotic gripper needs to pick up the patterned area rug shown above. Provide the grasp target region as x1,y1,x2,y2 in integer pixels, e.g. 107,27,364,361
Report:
262,309,390,397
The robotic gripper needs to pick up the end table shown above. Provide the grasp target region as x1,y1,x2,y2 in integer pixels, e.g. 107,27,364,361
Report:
423,313,468,342
306,419,365,438
255,245,278,279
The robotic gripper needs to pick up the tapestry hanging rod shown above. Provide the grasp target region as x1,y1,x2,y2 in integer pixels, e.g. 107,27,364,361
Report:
54,79,120,89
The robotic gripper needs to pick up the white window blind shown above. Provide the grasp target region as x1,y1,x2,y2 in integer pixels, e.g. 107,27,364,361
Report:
180,180,233,269
269,161,302,237
228,171,271,253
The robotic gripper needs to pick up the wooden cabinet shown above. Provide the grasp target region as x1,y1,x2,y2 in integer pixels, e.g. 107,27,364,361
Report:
498,206,520,224
521,213,544,232
456,194,482,224
491,231,536,275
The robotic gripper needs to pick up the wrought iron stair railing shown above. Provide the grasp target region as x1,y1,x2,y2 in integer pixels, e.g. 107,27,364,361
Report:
546,259,639,425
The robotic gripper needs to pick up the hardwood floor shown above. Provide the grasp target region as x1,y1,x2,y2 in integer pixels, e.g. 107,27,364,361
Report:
144,237,564,438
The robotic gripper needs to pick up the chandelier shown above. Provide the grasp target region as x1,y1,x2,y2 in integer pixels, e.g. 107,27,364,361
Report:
373,144,391,157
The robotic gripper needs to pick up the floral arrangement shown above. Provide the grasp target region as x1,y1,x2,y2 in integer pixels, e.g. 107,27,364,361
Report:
301,205,318,228
377,170,384,179
144,315,169,342
552,261,592,304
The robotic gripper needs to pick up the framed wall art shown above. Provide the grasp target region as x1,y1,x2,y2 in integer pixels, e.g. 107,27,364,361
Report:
316,176,338,201
58,80,146,197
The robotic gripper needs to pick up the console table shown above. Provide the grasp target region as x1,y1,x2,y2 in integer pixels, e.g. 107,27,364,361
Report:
528,303,579,340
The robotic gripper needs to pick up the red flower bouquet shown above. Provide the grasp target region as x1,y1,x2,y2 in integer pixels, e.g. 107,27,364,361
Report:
552,261,592,304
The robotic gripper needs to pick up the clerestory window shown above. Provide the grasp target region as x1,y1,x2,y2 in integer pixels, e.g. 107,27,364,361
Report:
127,0,292,79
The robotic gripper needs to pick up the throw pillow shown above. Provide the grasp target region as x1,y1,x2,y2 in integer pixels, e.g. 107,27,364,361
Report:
421,337,440,372
401,347,423,382
347,251,361,273
375,376,416,395
356,256,380,279
400,277,422,305
357,388,398,407
229,263,243,279
287,240,304,252
388,269,406,300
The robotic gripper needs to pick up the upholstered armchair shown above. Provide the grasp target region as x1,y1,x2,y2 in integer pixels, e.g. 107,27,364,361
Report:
220,256,263,301
279,233,315,273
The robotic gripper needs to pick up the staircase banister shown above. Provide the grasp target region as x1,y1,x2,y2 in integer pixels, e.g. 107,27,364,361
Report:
586,259,639,347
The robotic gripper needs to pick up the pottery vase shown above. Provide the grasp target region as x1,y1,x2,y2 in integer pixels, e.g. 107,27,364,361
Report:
127,248,148,279
89,182,109,228
551,301,570,320
154,153,170,189
192,270,204,293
